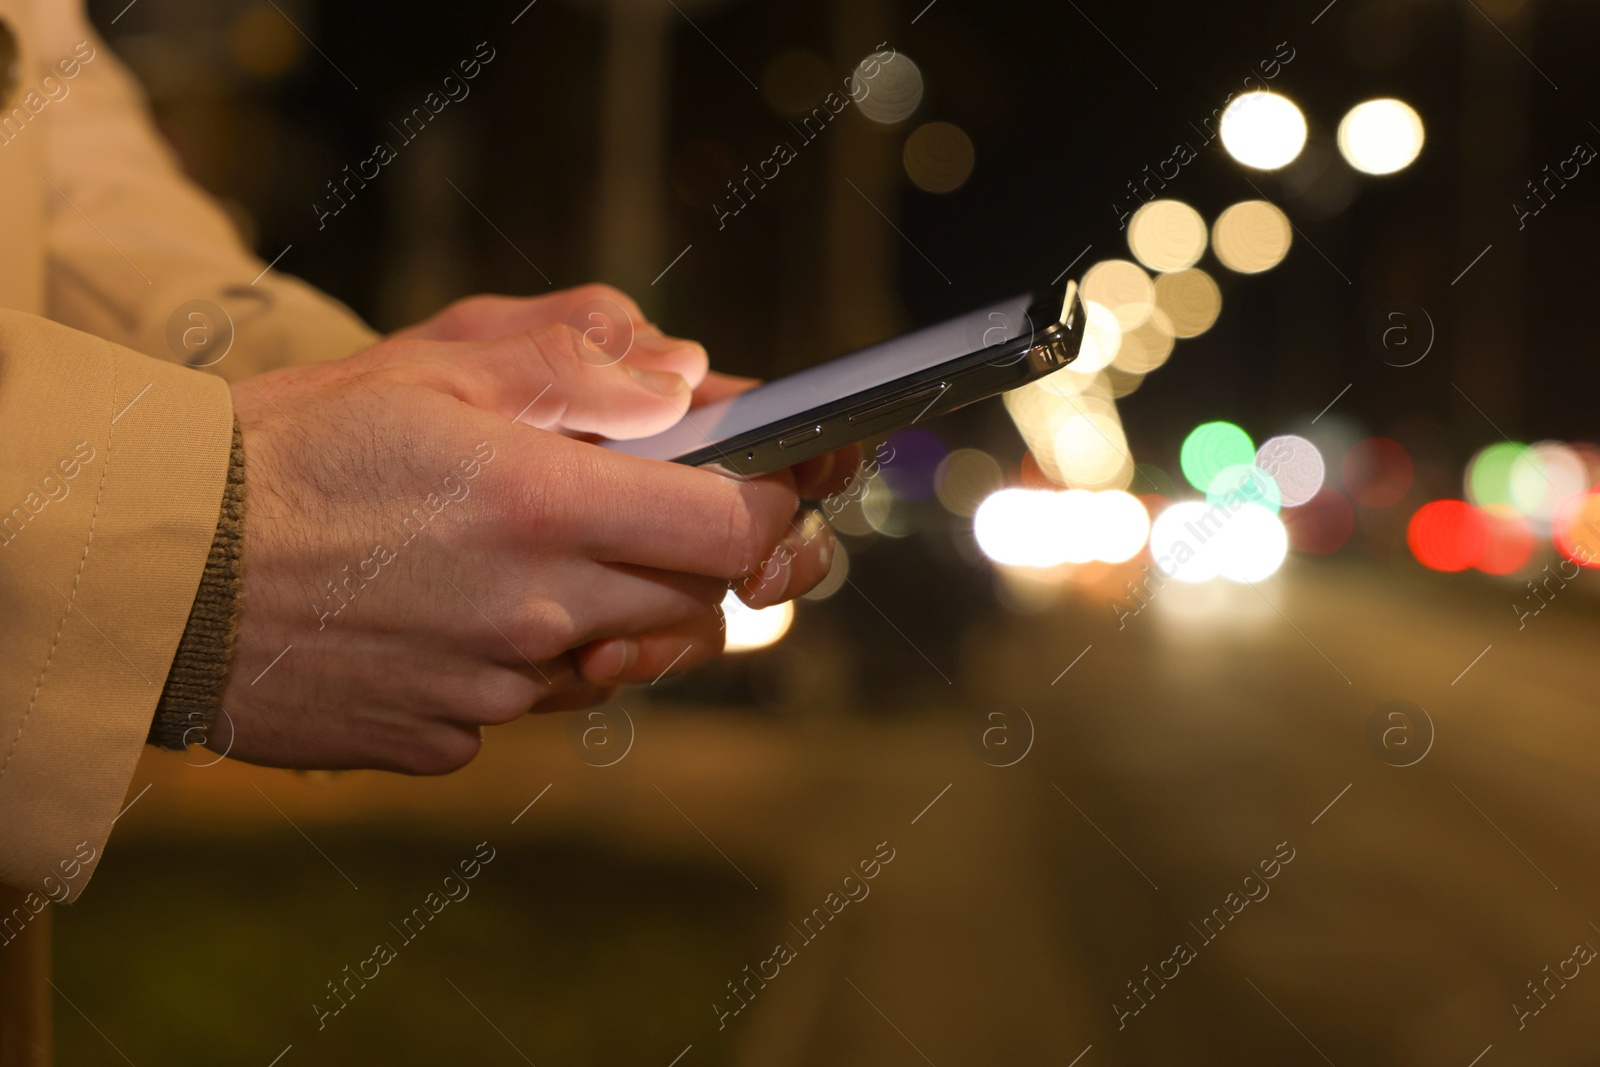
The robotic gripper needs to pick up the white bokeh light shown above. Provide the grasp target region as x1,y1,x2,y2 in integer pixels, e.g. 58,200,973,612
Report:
1071,300,1123,374
975,488,1052,568
1213,503,1289,582
1337,98,1425,175
1150,502,1220,583
1510,442,1589,527
1220,92,1308,171
854,52,923,125
1091,491,1152,563
721,591,794,651
975,488,1152,568
1255,434,1325,507
1149,500,1289,583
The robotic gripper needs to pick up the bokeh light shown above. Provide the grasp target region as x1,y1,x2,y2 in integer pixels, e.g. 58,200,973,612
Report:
1150,502,1219,583
1111,313,1176,374
904,122,976,193
855,52,923,125
722,591,795,651
1053,490,1101,565
1127,200,1208,273
1214,504,1290,582
1153,268,1222,337
861,476,910,537
1343,438,1413,508
973,488,1151,568
1212,200,1293,274
1207,464,1282,514
1407,500,1488,572
1054,412,1131,490
1475,506,1534,575
1105,366,1146,399
1091,490,1152,564
1465,441,1529,510
1004,368,1120,485
1081,259,1155,332
1149,500,1287,583
1181,421,1256,493
975,488,1050,567
1555,493,1600,567
1220,92,1308,170
1337,98,1425,175
1072,300,1125,373
1508,441,1588,526
935,449,1005,517
1256,434,1325,507
879,428,946,502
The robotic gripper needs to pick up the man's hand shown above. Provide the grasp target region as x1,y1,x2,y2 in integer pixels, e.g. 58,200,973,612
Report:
394,287,861,689
220,285,835,774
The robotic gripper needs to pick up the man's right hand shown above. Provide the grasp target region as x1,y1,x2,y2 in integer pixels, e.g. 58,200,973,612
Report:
218,297,833,774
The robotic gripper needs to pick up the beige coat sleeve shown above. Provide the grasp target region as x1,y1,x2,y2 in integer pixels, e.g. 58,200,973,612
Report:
0,3,386,901
36,7,380,379
0,312,232,901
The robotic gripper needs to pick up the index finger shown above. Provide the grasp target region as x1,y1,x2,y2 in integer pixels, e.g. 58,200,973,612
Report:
498,431,804,581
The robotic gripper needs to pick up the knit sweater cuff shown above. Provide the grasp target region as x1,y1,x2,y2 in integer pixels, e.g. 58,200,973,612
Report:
149,416,246,750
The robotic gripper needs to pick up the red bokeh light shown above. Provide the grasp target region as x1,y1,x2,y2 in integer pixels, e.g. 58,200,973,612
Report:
1407,500,1488,572
1343,438,1414,508
1475,508,1533,575
1283,487,1355,555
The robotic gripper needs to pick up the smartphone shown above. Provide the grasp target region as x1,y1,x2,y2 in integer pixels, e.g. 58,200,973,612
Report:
603,281,1083,476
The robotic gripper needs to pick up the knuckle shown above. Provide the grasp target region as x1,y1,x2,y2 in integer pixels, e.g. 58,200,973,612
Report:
525,322,584,374
511,600,581,658
570,283,638,316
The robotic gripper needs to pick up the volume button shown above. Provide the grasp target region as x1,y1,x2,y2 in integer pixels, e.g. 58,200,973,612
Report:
779,425,824,449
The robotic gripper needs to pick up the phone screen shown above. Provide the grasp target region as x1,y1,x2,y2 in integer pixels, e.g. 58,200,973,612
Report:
604,293,1036,463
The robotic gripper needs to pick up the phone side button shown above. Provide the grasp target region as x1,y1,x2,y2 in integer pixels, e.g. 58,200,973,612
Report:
778,425,824,449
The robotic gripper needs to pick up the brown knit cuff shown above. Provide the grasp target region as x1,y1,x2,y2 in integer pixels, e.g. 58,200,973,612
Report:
149,416,246,750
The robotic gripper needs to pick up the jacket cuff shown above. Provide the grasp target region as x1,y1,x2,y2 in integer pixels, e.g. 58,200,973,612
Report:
148,416,245,750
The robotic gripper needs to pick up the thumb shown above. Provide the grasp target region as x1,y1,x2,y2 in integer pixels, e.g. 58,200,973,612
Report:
430,323,699,438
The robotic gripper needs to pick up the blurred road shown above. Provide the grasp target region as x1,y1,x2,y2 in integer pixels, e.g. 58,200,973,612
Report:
78,558,1600,1066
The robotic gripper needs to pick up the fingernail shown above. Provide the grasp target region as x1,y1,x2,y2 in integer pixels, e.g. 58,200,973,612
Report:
591,638,638,682
763,521,822,605
626,365,689,395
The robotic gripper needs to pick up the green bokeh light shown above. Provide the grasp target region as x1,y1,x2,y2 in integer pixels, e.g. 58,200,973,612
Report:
1466,441,1527,509
1181,421,1255,493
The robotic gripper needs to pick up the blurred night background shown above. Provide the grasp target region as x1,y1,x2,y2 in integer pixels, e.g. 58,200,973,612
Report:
61,0,1600,1064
